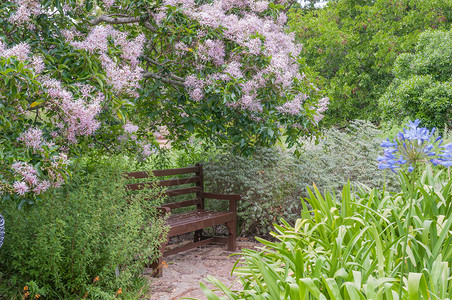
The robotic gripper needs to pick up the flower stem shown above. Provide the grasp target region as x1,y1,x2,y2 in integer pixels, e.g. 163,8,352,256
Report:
399,171,416,297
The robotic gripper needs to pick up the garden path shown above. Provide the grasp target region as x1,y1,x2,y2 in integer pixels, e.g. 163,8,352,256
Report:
147,239,261,299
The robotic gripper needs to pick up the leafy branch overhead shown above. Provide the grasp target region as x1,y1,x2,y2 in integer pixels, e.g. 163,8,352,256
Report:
0,0,328,200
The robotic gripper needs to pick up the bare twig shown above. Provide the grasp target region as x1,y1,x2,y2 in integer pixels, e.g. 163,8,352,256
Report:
90,15,157,32
142,72,185,87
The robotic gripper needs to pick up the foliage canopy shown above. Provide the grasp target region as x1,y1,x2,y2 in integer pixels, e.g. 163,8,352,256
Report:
0,0,327,199
289,0,452,126
380,29,452,129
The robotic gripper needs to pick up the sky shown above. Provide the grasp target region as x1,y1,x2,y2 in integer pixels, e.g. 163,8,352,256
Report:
298,0,328,8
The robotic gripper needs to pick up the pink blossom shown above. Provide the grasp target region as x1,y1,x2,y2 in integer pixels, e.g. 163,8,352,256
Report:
123,122,139,133
9,0,41,24
153,11,167,25
313,97,329,123
102,0,115,8
245,38,262,55
33,180,50,195
251,1,269,12
70,25,112,54
190,88,204,101
13,181,29,196
240,95,262,112
204,39,225,66
277,12,288,26
31,55,45,73
276,94,306,115
184,75,205,89
18,127,43,151
41,77,104,142
141,143,154,157
100,53,143,94
224,62,243,79
1,42,31,62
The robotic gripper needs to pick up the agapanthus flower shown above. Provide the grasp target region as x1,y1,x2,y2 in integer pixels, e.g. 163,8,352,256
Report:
378,119,452,173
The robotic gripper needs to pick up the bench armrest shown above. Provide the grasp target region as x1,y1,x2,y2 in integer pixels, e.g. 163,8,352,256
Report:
200,192,242,212
156,206,171,216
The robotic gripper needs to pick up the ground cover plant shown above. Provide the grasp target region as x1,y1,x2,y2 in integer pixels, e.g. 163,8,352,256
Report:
0,157,167,299
199,120,452,299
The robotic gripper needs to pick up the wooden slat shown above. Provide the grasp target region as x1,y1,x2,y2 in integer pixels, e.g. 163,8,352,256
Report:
124,166,200,179
200,192,241,201
124,171,149,179
159,176,200,187
167,210,223,225
167,211,235,236
163,237,214,257
161,199,200,209
165,187,202,197
152,166,200,177
125,176,201,191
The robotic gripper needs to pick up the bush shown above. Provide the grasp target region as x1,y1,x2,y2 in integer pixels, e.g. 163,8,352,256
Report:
0,157,167,299
203,120,398,236
201,167,452,298
380,29,452,129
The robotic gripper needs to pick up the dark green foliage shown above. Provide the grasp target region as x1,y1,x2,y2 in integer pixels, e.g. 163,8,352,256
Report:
289,0,452,127
380,29,452,128
0,158,167,299
203,120,398,236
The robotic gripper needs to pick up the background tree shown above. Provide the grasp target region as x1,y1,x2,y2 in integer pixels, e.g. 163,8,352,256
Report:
380,29,452,129
289,0,452,127
0,0,327,201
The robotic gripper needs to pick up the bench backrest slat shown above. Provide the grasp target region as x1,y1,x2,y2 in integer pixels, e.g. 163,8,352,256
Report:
125,164,205,210
161,199,199,210
125,166,201,179
125,176,201,191
165,187,202,197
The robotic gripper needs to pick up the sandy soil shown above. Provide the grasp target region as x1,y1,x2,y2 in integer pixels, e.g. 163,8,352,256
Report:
146,240,260,300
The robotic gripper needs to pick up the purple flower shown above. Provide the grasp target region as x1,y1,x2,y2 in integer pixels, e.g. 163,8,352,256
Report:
378,119,450,173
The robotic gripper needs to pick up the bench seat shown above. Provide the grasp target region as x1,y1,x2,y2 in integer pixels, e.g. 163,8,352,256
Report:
167,210,235,236
124,163,241,276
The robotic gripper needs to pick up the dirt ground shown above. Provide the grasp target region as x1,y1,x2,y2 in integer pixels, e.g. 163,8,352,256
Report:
146,239,261,300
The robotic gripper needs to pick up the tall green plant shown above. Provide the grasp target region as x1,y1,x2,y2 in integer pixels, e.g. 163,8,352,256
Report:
0,158,168,299
199,172,452,299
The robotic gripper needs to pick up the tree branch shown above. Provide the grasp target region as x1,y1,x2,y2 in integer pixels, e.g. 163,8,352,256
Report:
283,0,297,13
90,15,157,32
143,72,185,87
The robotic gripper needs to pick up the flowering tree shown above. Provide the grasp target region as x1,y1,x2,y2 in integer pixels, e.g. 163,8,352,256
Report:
0,0,327,201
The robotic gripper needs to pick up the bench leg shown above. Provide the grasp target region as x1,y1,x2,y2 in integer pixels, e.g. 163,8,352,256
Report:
148,241,166,277
194,229,203,242
226,221,237,251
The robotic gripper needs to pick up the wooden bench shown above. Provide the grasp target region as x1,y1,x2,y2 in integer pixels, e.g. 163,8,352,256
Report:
124,163,241,276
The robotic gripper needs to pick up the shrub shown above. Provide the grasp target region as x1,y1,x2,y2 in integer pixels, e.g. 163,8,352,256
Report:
201,167,452,298
203,120,399,236
0,157,167,299
379,29,452,129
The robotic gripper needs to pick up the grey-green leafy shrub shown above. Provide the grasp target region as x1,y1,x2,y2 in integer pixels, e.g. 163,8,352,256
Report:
203,120,398,236
302,120,399,194
204,146,307,236
380,29,452,128
201,167,452,299
0,158,167,299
